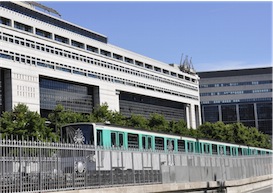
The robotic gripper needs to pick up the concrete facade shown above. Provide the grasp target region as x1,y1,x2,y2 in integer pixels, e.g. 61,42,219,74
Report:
0,2,201,128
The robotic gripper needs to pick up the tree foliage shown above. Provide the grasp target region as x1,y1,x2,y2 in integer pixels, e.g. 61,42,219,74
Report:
0,103,57,141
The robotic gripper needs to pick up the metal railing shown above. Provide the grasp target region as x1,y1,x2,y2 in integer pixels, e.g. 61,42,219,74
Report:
0,136,272,193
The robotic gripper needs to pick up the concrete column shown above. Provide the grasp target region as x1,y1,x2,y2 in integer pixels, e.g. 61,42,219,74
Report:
236,104,240,122
218,105,222,122
253,103,259,129
190,104,197,129
98,85,119,112
186,104,190,128
7,69,40,112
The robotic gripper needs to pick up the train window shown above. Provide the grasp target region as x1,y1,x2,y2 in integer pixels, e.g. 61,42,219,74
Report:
97,130,102,146
178,140,185,152
212,144,217,155
232,147,237,156
61,124,94,145
111,132,124,147
142,136,152,149
238,148,242,156
204,144,210,154
219,146,224,155
111,133,116,147
226,146,230,155
128,133,139,148
188,141,194,153
167,139,174,151
155,137,164,150
119,133,124,147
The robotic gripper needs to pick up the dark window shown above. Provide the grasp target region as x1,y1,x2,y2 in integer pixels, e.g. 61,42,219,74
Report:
222,105,237,122
239,104,254,120
111,133,116,147
188,141,194,153
226,146,230,155
125,57,134,64
87,45,98,53
36,28,52,39
55,34,69,44
128,133,139,148
113,53,123,61
100,49,111,57
155,137,164,150
212,144,217,155
97,130,102,146
203,105,219,123
0,16,11,26
178,140,185,152
14,21,33,33
71,40,84,49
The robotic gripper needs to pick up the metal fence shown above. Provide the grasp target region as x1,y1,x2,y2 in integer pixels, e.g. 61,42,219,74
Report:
0,137,272,193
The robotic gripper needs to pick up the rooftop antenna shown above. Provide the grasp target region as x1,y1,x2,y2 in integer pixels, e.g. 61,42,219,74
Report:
180,53,184,65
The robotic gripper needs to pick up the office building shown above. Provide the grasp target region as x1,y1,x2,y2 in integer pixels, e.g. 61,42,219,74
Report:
0,2,201,128
199,67,272,135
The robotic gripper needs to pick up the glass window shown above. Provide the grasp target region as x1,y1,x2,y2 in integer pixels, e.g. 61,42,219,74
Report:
239,104,254,120
36,28,52,39
97,130,102,146
14,21,33,33
55,34,69,44
128,133,139,148
222,105,237,122
155,137,164,150
203,105,219,123
178,140,185,152
0,17,11,26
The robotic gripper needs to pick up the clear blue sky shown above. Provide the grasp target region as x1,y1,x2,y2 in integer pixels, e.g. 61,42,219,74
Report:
41,1,272,72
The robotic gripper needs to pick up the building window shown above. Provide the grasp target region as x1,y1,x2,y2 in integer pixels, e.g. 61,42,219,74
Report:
36,28,52,39
125,57,134,64
100,49,111,57
0,17,11,26
54,34,69,44
14,21,33,33
203,105,219,123
113,53,123,61
222,105,237,122
86,45,98,53
71,40,84,49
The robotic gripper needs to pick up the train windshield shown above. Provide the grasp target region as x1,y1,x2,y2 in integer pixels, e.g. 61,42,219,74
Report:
61,124,94,145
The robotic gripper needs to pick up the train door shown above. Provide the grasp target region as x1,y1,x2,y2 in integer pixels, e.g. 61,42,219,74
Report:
142,135,152,150
110,131,124,148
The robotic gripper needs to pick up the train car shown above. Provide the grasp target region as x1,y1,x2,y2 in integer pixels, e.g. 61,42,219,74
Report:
61,122,273,156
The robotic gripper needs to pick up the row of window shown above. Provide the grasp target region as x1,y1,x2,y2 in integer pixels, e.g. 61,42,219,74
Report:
200,80,272,88
0,16,198,84
201,97,272,105
200,89,272,96
0,49,199,101
0,2,107,43
0,31,198,91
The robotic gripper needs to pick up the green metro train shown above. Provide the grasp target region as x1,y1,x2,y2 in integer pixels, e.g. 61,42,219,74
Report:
61,122,273,156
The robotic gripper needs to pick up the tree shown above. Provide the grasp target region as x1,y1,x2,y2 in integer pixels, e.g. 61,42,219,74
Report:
126,114,148,129
0,103,56,141
148,113,169,132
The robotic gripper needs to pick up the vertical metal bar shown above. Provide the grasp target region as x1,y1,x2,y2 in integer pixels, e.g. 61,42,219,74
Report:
110,150,113,186
19,146,22,193
141,151,144,183
131,151,135,184
98,148,101,187
121,151,124,185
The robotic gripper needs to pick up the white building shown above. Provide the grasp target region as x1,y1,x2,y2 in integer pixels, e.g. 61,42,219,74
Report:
0,1,201,128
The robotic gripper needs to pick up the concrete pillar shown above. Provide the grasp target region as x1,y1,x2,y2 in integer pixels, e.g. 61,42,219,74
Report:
186,104,190,128
236,104,240,122
190,104,197,129
253,103,258,129
6,69,40,112
218,105,222,122
97,85,119,112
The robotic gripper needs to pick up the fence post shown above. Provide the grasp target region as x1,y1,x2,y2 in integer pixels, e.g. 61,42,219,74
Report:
19,145,23,192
